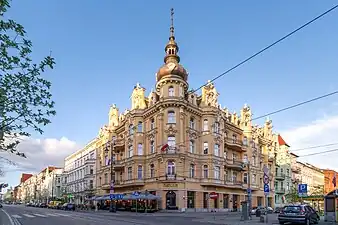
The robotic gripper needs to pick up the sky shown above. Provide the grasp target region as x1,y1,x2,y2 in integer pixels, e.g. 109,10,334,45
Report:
1,0,338,188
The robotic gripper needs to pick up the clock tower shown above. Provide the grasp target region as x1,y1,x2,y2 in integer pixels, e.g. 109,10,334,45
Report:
155,8,189,99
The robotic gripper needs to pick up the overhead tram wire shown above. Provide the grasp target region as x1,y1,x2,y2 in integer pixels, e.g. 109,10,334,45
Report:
191,4,338,94
290,142,338,152
251,90,338,121
296,148,338,158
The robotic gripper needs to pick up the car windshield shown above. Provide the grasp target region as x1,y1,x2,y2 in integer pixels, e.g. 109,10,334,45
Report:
284,206,301,212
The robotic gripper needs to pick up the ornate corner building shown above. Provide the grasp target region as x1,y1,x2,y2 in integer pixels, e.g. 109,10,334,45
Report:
90,9,279,211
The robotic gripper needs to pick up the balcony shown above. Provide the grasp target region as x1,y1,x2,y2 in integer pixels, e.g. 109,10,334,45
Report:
275,173,286,180
162,146,178,154
84,158,96,164
200,178,223,186
224,137,245,152
121,179,145,186
165,174,177,180
112,160,124,169
226,158,244,170
224,179,243,188
84,172,95,178
275,188,285,194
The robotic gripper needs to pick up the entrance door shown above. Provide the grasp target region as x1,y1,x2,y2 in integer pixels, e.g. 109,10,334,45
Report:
166,191,177,210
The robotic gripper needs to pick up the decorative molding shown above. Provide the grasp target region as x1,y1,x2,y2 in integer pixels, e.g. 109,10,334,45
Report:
164,124,178,135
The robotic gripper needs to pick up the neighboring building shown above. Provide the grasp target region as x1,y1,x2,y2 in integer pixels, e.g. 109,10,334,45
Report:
20,173,33,183
323,169,337,194
91,10,278,211
274,134,292,206
295,161,324,196
20,166,62,203
290,153,301,186
63,139,96,204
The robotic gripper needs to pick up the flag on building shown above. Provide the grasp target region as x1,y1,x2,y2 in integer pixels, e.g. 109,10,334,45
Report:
161,144,169,152
333,173,337,188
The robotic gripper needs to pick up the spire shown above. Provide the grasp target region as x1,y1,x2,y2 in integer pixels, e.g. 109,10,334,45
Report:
164,8,180,64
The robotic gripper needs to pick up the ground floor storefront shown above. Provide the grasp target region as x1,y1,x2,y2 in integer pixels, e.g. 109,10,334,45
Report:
96,182,274,211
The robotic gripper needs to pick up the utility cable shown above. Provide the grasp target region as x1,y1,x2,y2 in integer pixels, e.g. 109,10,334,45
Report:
192,4,338,93
290,142,338,152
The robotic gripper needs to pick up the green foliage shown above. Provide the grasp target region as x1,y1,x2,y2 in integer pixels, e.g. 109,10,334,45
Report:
285,185,299,203
0,0,56,155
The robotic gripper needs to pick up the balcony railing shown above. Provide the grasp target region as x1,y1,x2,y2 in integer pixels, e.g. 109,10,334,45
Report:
166,174,177,180
224,179,243,187
275,173,286,180
226,158,244,169
162,147,178,154
275,188,285,194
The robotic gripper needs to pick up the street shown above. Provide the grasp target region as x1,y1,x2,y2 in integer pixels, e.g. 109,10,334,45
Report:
0,205,332,225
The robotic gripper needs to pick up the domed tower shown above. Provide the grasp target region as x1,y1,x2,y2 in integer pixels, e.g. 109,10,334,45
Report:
155,8,189,98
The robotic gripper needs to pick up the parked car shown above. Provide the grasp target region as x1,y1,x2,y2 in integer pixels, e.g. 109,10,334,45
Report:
278,204,320,224
251,206,267,215
62,203,75,211
0,203,3,208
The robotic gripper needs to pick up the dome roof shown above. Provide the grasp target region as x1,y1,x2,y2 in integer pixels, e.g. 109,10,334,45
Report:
156,62,188,81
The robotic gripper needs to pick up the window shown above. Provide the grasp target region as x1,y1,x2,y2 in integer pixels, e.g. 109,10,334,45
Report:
150,118,155,129
286,169,290,176
203,142,208,154
252,174,257,184
168,86,174,96
127,167,132,180
137,165,143,180
214,166,220,179
104,173,108,184
167,136,176,148
168,111,176,123
232,134,237,143
129,124,134,135
213,122,220,133
203,165,208,178
224,149,227,159
137,143,143,155
189,140,195,153
137,122,143,132
243,173,248,184
89,166,94,175
189,117,195,129
203,119,208,131
252,156,256,166
167,161,175,175
214,144,220,156
150,140,155,154
150,164,155,178
190,164,195,178
243,136,248,146
128,145,133,158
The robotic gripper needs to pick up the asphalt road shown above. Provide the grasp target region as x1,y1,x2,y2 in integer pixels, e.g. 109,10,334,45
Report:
0,205,331,225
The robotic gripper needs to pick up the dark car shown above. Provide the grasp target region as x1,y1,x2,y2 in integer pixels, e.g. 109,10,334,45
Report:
0,203,2,208
63,203,75,211
278,204,319,224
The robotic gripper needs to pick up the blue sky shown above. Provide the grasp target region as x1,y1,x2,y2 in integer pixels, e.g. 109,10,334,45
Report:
2,0,338,188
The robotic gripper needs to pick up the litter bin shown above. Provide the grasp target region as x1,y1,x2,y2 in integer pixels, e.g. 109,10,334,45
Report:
256,209,261,217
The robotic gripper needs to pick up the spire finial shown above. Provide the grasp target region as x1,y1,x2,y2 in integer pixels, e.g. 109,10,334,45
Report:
170,8,175,38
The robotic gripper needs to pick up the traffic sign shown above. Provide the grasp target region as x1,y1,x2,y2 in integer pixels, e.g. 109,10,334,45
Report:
263,174,269,184
110,194,124,200
298,184,308,197
209,192,218,200
132,191,140,196
263,165,269,174
247,188,252,195
264,184,270,194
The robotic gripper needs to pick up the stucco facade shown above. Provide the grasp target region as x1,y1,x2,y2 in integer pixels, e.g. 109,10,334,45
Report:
92,10,278,211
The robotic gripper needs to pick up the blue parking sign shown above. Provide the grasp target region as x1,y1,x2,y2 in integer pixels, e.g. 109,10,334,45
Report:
264,184,269,193
298,184,308,197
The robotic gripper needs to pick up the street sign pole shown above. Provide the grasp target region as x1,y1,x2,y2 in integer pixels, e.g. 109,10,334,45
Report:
263,166,270,224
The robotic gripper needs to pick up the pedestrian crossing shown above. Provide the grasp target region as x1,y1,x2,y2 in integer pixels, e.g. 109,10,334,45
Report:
11,212,70,219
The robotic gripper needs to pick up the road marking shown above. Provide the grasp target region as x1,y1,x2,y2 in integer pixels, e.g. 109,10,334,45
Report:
0,209,15,225
11,215,22,219
46,213,59,216
33,214,47,217
22,214,35,218
52,213,70,216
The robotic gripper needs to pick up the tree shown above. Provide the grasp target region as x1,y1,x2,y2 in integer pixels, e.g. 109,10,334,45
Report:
285,185,299,203
0,0,56,155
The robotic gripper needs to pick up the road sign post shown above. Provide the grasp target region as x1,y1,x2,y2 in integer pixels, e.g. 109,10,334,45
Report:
298,184,308,203
263,166,270,224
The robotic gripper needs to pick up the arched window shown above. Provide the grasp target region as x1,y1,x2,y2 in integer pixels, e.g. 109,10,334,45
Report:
203,119,208,131
214,144,220,156
150,139,155,154
213,122,220,133
167,161,175,175
137,165,143,180
168,111,176,123
243,136,248,146
137,122,143,132
214,165,220,180
150,164,155,178
190,164,195,178
203,142,208,154
168,86,174,97
189,117,195,129
203,165,208,178
137,143,143,155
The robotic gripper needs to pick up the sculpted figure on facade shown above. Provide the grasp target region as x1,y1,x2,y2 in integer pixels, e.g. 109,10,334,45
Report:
240,103,252,127
131,83,147,110
231,111,238,125
201,80,219,107
108,104,119,128
98,125,110,140
264,117,273,139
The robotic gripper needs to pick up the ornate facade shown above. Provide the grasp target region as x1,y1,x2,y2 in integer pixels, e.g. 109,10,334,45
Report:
94,9,277,211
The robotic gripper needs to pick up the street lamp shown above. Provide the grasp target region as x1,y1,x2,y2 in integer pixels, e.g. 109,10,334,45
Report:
105,138,116,213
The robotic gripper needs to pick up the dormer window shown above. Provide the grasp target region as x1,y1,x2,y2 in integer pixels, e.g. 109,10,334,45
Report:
168,86,174,97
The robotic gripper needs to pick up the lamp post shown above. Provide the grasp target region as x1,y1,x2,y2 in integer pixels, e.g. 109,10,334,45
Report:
105,138,116,213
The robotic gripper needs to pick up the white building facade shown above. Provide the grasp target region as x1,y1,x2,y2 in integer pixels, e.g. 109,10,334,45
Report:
64,139,96,204
274,134,292,207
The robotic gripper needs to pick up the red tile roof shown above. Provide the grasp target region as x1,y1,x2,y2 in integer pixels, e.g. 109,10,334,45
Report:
278,135,290,147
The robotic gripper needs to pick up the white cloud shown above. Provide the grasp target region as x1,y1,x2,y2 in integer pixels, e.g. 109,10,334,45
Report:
0,136,80,173
281,115,338,171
